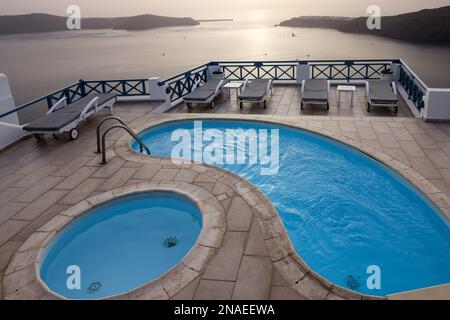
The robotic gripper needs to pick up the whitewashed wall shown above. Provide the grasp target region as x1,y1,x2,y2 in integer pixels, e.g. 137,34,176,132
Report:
0,74,24,150
423,89,450,121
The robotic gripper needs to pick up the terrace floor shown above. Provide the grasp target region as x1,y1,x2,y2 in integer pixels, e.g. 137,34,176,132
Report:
1,84,450,300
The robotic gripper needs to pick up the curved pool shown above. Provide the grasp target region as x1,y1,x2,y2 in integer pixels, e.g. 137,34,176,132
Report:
133,119,450,296
40,192,202,299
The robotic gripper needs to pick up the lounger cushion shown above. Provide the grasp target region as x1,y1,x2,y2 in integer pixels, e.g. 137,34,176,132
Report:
304,80,328,91
367,81,397,104
301,91,328,102
201,79,223,91
91,93,116,105
247,79,270,90
369,92,398,104
368,81,393,92
184,89,215,102
239,89,267,100
23,110,81,132
23,93,116,132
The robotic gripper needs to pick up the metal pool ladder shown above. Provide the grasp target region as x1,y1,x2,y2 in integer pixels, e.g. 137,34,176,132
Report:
96,116,150,164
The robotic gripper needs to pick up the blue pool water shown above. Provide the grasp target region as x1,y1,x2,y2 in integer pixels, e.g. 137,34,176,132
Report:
40,192,202,299
133,120,450,296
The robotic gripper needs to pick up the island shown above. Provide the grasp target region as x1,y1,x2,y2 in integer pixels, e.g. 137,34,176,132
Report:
113,15,199,31
197,19,234,22
279,6,450,44
0,13,199,35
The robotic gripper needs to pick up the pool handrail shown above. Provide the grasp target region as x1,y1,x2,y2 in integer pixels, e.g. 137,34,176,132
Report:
96,116,129,154
100,123,150,164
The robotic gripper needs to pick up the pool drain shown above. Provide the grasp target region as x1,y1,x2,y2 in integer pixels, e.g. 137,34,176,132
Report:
163,236,178,248
346,275,360,290
87,282,102,294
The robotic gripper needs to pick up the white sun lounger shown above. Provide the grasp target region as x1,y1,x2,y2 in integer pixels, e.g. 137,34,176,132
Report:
301,79,330,110
184,79,226,109
0,93,116,141
366,80,398,113
238,79,273,109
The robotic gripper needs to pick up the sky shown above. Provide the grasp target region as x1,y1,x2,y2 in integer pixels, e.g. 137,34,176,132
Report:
0,0,449,19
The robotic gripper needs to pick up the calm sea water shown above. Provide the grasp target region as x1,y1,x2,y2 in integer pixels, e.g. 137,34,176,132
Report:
1,14,450,105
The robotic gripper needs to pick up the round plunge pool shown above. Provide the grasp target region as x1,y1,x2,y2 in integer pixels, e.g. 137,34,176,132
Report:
39,192,202,299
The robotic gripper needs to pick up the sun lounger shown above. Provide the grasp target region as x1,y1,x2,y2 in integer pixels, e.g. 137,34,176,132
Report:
1,93,116,141
366,80,398,113
184,79,226,109
238,79,273,109
301,79,330,110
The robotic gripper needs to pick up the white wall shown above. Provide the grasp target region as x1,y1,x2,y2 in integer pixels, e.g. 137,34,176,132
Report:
423,89,450,121
396,86,421,118
0,74,24,150
297,63,309,83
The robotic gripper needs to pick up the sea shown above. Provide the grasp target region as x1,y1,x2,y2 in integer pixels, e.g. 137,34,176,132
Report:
1,9,449,105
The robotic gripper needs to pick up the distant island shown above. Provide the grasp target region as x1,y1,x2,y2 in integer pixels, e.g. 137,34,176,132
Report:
0,13,199,35
279,6,450,44
197,19,234,22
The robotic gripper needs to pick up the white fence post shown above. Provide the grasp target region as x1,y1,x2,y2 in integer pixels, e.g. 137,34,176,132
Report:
0,74,24,150
391,62,401,82
207,64,222,81
148,77,170,104
148,77,174,113
296,62,310,84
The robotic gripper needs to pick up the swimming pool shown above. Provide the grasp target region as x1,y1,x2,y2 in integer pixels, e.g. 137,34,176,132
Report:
132,119,450,296
40,192,202,299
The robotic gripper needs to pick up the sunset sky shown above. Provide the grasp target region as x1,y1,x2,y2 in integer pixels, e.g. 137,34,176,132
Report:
0,0,449,18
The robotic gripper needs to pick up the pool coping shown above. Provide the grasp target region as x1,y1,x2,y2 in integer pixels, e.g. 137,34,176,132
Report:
2,182,227,300
115,114,450,300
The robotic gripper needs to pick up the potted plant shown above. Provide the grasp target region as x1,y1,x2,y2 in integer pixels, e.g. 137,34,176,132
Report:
380,66,394,82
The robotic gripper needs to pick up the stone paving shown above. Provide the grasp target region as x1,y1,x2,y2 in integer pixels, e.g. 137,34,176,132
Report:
1,84,450,300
